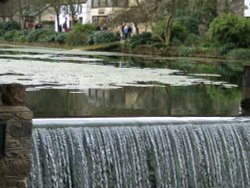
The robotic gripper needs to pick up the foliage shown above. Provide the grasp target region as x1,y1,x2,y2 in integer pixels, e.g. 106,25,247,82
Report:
66,31,88,46
129,32,154,48
184,33,201,46
218,43,236,55
54,32,66,43
208,14,250,48
2,21,21,31
152,19,165,41
174,16,200,34
39,32,66,43
27,29,54,43
0,29,5,37
3,30,19,41
171,21,188,43
153,17,199,46
83,41,121,51
73,23,96,34
177,46,195,56
227,49,250,60
88,31,117,45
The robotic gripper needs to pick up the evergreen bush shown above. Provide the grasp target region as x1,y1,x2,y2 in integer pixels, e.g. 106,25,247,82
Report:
129,32,153,48
88,31,117,45
174,16,200,34
171,21,188,43
218,43,236,55
73,23,96,34
66,31,88,46
227,49,250,60
3,30,25,41
208,14,250,48
2,21,21,31
177,46,195,56
27,29,53,43
55,33,66,44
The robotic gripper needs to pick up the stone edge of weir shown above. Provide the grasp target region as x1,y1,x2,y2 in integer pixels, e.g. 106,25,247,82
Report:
0,83,33,188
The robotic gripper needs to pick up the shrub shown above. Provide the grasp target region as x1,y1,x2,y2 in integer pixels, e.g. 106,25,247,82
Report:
3,30,25,41
88,31,117,45
54,32,66,44
208,14,250,48
174,16,200,34
2,21,21,31
129,32,153,48
73,23,96,34
218,43,236,55
227,49,250,60
27,29,53,43
0,29,5,37
184,33,201,46
177,46,195,56
171,21,188,43
153,19,165,40
66,31,88,46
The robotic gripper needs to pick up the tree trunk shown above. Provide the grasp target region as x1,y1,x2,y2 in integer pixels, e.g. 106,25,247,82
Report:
164,14,173,46
56,11,61,32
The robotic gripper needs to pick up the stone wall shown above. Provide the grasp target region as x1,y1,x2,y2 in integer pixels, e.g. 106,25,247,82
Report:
0,84,33,188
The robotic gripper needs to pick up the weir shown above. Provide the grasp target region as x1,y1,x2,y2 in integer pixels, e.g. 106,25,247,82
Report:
30,117,250,188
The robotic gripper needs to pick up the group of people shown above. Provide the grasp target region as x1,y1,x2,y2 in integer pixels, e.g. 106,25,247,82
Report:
121,23,133,39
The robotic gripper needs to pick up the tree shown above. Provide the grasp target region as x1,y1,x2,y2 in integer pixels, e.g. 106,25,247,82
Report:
111,0,220,45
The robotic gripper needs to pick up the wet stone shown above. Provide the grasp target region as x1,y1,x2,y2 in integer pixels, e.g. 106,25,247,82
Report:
8,121,32,138
0,84,26,106
0,179,27,188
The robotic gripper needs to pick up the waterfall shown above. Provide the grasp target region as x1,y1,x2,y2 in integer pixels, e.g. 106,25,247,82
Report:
29,117,250,188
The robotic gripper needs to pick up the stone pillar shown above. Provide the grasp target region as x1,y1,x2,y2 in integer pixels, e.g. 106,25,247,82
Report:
241,66,250,115
0,84,33,188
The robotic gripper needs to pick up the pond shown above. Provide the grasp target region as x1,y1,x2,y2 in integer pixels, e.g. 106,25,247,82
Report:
0,44,248,117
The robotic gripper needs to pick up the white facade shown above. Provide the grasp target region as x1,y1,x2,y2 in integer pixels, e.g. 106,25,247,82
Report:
244,0,250,17
55,2,91,32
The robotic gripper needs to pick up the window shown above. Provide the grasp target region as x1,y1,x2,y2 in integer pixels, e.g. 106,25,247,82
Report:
92,0,128,8
92,16,108,26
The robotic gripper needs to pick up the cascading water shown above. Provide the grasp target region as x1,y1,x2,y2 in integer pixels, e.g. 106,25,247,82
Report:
29,117,250,188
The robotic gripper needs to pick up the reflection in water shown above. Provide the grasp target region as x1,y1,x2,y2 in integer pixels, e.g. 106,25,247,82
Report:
26,85,241,117
0,45,247,117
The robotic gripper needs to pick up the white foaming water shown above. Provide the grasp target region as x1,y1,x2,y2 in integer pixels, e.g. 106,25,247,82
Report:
29,117,250,188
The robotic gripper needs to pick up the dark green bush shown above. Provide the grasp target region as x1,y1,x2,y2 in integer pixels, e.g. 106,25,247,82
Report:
54,32,66,44
27,29,53,43
3,30,25,41
177,46,195,56
174,16,200,34
36,32,67,43
208,14,250,47
129,32,154,48
184,33,200,46
171,21,188,43
227,48,250,60
0,29,5,37
2,21,21,31
153,19,165,40
73,23,96,34
218,43,236,55
88,31,117,45
66,31,88,46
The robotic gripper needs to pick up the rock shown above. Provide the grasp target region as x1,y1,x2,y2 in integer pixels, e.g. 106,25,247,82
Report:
1,84,26,106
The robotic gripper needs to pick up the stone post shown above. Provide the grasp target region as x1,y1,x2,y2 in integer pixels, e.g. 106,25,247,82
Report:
0,84,33,188
241,66,250,115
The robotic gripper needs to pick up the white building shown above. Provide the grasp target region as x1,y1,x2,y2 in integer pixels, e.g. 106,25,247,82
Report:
245,0,250,17
55,1,91,32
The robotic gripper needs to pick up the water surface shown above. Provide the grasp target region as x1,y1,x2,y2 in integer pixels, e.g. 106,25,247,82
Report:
0,44,248,117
